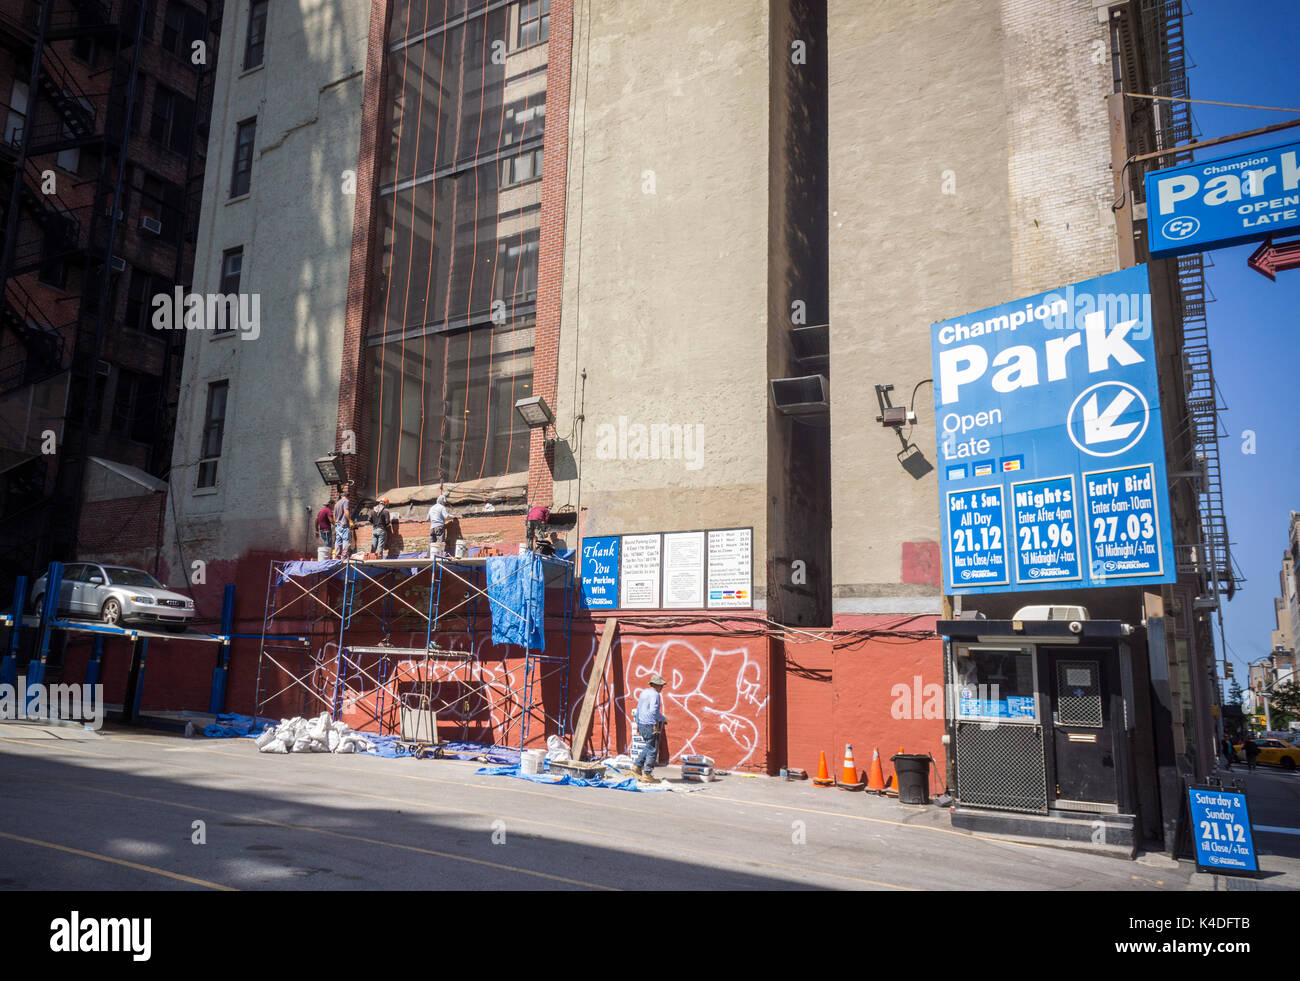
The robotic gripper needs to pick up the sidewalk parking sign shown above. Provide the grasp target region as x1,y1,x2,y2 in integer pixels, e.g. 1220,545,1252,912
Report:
1186,784,1259,876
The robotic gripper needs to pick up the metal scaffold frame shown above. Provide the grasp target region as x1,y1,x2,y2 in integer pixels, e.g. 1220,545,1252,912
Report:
254,552,574,751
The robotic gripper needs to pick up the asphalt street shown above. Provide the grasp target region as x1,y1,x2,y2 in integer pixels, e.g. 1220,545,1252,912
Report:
0,724,1294,891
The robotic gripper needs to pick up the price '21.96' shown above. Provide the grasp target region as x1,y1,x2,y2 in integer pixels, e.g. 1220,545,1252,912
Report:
953,526,1002,553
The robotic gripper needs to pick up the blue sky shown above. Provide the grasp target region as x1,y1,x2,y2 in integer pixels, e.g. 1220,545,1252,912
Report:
1183,0,1300,681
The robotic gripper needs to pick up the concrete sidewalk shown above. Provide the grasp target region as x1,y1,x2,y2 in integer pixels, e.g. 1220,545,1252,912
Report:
0,725,1266,890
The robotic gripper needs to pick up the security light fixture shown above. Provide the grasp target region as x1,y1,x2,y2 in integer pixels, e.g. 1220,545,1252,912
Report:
315,452,345,485
515,395,554,429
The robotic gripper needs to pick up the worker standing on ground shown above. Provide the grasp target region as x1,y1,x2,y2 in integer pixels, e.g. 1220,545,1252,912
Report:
371,497,393,558
526,502,550,551
427,493,455,555
632,674,669,784
315,501,334,552
332,483,354,559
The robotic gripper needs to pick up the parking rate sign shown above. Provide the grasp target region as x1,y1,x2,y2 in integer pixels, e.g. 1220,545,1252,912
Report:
931,265,1175,595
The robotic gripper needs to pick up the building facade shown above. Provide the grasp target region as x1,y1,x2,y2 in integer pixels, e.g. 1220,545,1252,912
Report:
131,0,1231,845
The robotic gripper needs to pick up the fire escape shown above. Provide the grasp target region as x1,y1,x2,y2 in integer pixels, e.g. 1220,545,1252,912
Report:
1137,0,1239,610
0,0,220,597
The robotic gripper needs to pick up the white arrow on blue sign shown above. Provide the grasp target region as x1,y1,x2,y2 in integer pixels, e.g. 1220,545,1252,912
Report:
931,265,1175,595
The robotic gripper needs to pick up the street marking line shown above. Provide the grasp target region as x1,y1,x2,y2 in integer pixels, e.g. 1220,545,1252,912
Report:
1254,825,1300,836
0,829,236,891
5,739,911,890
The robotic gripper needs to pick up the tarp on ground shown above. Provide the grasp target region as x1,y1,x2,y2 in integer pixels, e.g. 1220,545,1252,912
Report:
475,763,668,792
486,552,545,650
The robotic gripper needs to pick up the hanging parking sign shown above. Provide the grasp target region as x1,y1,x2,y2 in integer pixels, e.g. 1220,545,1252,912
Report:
932,265,1175,595
1145,139,1300,258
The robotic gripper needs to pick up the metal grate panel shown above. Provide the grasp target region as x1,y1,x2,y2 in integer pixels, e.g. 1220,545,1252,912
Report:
955,722,1047,812
1057,660,1103,727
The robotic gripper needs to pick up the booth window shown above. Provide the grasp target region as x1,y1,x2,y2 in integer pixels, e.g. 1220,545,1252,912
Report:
954,646,1038,723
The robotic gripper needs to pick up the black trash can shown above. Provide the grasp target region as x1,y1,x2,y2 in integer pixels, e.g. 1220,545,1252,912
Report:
890,753,933,804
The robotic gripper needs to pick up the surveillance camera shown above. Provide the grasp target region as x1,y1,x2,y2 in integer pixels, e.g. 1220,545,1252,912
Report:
1069,620,1083,634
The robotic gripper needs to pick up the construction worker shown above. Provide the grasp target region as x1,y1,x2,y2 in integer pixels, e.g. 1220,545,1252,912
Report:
632,673,668,783
315,501,334,552
427,493,455,555
526,502,550,551
371,497,393,557
332,482,354,559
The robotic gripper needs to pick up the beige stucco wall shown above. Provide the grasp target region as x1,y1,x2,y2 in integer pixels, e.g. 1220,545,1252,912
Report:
828,0,1116,613
164,0,370,565
551,0,772,598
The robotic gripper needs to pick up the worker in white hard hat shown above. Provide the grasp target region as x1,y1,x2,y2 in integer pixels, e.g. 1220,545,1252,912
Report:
632,673,669,783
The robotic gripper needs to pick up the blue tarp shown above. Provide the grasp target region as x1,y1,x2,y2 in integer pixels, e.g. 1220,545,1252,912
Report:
474,763,666,792
277,558,345,581
202,712,273,738
486,553,545,650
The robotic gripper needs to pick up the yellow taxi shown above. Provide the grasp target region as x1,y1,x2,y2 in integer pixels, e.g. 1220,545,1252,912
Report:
1235,737,1300,770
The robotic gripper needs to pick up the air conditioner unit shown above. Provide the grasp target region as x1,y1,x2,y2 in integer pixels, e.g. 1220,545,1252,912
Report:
1012,605,1090,622
139,215,162,235
95,359,110,376
109,255,125,273
770,374,829,419
105,206,124,222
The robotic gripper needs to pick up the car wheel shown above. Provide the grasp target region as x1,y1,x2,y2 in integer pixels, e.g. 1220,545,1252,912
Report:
1283,757,1296,771
30,593,43,614
101,599,122,626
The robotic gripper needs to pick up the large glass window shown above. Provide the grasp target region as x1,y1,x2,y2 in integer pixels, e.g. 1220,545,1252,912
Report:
230,118,256,197
244,0,269,70
367,2,547,493
954,646,1039,723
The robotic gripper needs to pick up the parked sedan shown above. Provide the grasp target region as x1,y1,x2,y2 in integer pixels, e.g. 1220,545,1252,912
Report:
30,563,196,633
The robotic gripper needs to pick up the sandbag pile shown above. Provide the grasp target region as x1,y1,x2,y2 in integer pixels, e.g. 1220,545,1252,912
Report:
255,713,376,755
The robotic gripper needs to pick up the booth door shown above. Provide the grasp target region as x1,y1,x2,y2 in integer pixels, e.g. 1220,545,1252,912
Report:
1045,651,1117,808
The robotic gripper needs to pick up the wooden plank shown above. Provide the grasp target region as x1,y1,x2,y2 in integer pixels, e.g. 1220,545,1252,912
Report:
571,618,617,762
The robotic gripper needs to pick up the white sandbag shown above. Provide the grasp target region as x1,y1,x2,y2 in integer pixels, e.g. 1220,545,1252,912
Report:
260,738,289,754
255,728,278,750
328,730,340,752
546,734,571,763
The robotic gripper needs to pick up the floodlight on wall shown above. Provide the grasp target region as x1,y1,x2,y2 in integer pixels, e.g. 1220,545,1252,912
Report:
515,395,555,429
315,452,344,485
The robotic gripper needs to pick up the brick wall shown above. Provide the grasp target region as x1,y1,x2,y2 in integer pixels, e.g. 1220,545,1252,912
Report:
526,0,573,509
336,0,391,499
76,492,166,570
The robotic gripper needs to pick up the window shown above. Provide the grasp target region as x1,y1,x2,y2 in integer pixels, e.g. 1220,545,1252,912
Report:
149,85,195,154
517,0,549,48
197,381,228,488
230,118,256,197
162,0,205,62
215,248,243,333
502,101,545,146
500,147,542,188
954,646,1039,723
140,172,183,244
494,232,539,303
244,0,268,70
126,267,170,331
110,368,162,443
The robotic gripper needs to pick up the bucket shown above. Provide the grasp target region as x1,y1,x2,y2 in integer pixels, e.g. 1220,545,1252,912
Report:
518,543,528,555
520,749,546,775
455,540,468,558
316,546,330,561
890,753,934,804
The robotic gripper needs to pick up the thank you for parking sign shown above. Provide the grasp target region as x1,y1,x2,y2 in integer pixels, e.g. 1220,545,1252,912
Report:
931,265,1175,595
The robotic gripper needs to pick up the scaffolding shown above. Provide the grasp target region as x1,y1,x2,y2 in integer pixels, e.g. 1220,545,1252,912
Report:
254,552,574,751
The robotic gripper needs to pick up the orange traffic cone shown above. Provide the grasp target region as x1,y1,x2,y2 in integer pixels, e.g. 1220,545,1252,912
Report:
885,745,904,797
866,747,886,793
813,750,835,787
838,744,865,790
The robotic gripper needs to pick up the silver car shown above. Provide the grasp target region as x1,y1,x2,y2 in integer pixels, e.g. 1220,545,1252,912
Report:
30,563,196,633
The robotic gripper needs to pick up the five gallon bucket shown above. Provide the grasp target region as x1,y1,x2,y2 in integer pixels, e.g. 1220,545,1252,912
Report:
316,546,330,561
455,540,468,558
520,749,546,775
